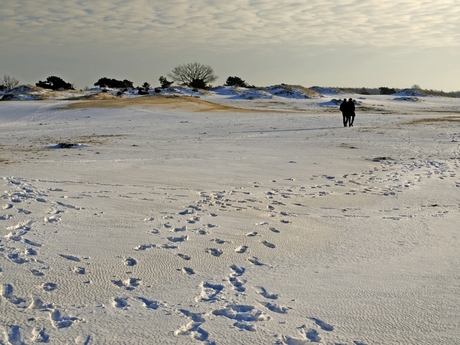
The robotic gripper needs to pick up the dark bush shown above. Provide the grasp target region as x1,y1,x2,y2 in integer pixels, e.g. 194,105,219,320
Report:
36,76,74,90
94,77,133,89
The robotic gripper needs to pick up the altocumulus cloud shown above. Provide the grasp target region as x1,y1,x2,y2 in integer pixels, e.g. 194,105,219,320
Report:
1,0,459,50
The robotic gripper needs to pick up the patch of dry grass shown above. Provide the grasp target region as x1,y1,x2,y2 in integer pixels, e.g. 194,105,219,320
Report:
61,95,239,112
402,116,460,125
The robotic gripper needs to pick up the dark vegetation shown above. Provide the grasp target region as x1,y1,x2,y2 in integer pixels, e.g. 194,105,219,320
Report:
94,77,133,89
1,68,459,97
36,76,74,90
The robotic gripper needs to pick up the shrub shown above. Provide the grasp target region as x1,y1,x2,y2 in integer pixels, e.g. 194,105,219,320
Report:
36,76,74,90
225,76,249,88
94,77,133,89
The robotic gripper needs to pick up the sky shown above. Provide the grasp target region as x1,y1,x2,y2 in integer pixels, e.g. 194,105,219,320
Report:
1,0,460,91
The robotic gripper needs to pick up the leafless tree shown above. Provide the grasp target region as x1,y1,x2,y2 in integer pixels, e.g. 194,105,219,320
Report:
167,62,217,88
1,74,20,91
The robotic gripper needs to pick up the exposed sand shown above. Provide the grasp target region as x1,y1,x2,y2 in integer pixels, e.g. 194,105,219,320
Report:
1,94,459,344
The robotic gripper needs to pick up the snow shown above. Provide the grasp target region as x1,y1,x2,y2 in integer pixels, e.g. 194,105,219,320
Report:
0,90,460,344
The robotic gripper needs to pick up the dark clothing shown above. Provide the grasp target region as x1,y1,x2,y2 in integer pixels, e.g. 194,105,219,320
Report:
339,99,355,127
339,100,349,127
348,100,356,126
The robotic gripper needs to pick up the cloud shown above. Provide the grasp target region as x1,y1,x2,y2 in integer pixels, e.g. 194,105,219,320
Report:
1,0,459,51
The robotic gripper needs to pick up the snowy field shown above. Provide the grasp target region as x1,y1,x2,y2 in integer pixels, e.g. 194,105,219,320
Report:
1,87,459,344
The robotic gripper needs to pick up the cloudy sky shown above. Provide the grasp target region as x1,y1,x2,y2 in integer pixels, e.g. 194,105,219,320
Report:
2,0,460,91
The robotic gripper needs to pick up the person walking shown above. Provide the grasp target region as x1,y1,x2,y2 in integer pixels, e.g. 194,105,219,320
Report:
348,98,356,127
339,98,349,127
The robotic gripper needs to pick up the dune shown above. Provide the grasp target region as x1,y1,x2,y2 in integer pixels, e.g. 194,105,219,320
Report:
0,90,459,344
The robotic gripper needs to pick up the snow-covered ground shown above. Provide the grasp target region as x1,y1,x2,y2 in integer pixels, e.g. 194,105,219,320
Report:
1,90,459,344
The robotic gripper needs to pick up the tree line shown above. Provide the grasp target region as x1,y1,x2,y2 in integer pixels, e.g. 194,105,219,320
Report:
1,63,459,97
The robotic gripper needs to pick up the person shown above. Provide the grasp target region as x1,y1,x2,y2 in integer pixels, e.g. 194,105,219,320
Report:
348,98,356,127
339,98,348,127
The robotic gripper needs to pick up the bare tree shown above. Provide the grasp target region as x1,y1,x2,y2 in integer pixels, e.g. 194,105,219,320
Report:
167,62,217,88
1,74,20,91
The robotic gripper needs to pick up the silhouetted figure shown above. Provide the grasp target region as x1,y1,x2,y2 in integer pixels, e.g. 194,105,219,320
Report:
348,98,356,127
339,98,349,127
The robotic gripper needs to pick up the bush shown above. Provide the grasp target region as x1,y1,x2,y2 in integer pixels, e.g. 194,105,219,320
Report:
225,76,249,88
379,87,396,95
94,77,133,89
36,76,74,90
159,76,173,89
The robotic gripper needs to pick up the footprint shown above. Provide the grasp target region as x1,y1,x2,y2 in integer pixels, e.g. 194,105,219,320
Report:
229,276,246,292
181,267,195,275
111,278,141,290
59,254,81,262
306,329,321,342
7,252,28,264
230,265,245,276
195,282,224,302
42,282,57,292
212,304,270,322
205,248,223,257
261,240,276,249
309,317,334,331
137,297,160,310
234,245,248,254
162,244,178,249
245,231,258,237
6,325,24,345
124,257,137,266
113,297,130,310
171,226,187,232
23,238,42,247
177,253,191,261
255,286,278,300
233,321,255,332
247,256,265,266
49,309,79,328
167,235,189,243
135,244,156,251
2,284,26,306
30,269,44,277
31,327,50,343
73,267,86,274
269,227,280,233
262,302,288,313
